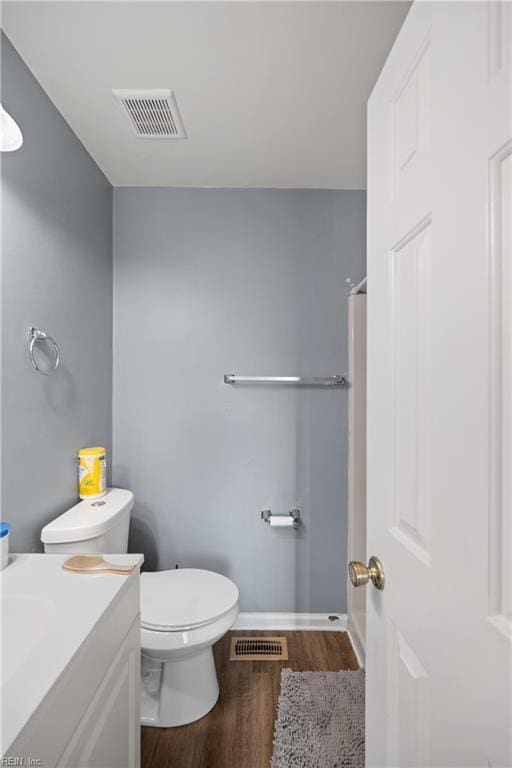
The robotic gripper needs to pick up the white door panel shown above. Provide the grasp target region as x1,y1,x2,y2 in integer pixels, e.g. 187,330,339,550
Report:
365,2,511,765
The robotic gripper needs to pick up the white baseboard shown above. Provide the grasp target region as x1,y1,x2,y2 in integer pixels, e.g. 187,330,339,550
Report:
347,627,365,669
233,612,348,632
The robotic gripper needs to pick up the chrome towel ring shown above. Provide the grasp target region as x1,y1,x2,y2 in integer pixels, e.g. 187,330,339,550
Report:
29,327,60,375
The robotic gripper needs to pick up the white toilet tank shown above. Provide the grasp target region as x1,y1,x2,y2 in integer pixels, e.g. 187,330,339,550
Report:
41,488,134,554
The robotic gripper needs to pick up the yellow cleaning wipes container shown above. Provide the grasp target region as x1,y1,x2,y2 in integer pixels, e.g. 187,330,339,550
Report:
78,447,106,499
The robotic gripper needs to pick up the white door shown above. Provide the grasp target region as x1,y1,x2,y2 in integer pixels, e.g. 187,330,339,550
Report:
363,2,512,765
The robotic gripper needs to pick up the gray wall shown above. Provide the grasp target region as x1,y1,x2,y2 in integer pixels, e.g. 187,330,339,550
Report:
1,33,366,608
114,188,365,612
1,34,113,551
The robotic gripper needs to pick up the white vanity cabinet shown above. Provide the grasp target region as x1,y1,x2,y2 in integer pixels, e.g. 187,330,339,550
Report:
57,618,140,768
1,555,142,768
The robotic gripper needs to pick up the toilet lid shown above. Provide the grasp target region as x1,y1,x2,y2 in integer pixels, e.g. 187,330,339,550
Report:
140,568,239,631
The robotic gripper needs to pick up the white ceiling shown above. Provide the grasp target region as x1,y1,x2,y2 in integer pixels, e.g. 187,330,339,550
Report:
2,1,410,188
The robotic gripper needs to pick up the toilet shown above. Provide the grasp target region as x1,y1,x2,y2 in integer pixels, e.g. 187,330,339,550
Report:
41,488,239,728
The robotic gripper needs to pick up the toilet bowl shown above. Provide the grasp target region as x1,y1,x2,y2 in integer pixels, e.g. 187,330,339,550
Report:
41,488,239,727
140,569,239,726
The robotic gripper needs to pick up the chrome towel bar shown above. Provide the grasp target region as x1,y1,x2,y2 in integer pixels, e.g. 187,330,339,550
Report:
224,374,346,386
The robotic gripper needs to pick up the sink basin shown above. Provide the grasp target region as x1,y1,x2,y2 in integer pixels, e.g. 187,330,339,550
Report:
0,595,56,686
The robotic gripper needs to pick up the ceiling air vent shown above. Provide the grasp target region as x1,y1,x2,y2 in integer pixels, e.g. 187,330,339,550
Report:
113,89,186,139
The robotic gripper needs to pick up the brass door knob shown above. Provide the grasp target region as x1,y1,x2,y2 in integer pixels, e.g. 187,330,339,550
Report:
348,556,385,590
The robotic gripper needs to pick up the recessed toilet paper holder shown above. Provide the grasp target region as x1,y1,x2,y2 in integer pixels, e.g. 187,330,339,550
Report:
261,509,301,529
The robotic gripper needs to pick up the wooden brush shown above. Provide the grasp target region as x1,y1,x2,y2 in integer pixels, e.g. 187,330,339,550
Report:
63,555,137,575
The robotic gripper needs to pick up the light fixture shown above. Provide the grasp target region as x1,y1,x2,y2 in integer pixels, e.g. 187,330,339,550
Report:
0,103,23,152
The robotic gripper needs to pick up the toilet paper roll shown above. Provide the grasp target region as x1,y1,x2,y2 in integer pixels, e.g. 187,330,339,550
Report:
269,516,295,527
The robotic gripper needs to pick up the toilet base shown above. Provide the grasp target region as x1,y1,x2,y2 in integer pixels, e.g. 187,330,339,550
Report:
141,647,220,728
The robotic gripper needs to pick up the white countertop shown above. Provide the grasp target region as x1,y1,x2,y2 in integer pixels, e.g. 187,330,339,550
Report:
0,553,143,754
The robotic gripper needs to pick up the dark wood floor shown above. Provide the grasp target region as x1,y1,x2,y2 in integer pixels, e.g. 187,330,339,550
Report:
141,630,358,768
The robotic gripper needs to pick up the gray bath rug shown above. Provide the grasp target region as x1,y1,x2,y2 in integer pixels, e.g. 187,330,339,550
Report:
271,668,365,768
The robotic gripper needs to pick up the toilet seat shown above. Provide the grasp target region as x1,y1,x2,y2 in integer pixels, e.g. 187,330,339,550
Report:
140,568,239,632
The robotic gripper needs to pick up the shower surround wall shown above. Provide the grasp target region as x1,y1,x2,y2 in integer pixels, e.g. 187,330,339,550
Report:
1,34,113,551
114,188,365,612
